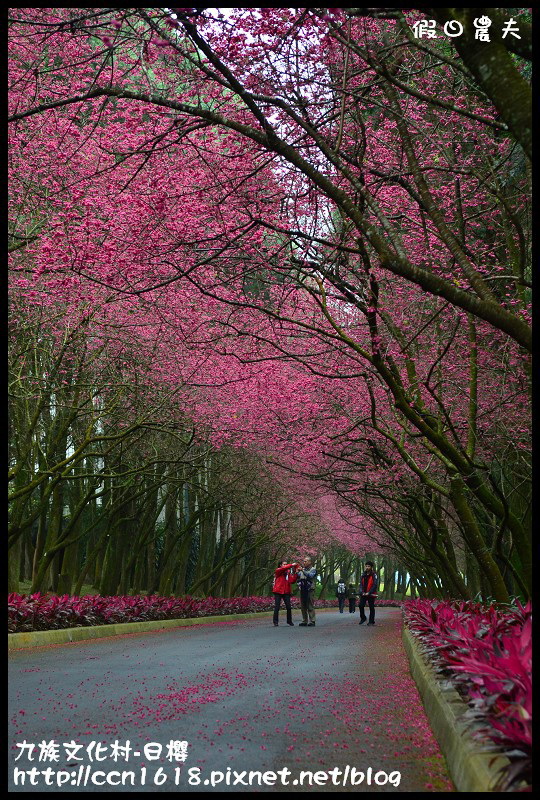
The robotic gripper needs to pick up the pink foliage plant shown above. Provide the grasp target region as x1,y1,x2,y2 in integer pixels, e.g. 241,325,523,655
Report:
403,598,532,791
8,591,401,634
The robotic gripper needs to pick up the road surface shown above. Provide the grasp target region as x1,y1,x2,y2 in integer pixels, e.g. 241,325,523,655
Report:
8,608,453,793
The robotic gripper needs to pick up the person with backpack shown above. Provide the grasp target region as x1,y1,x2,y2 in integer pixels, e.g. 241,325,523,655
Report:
296,558,317,626
348,583,358,613
272,561,298,626
358,561,379,625
335,577,347,613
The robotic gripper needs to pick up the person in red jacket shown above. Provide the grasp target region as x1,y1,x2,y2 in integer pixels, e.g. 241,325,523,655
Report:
358,561,379,625
272,561,298,626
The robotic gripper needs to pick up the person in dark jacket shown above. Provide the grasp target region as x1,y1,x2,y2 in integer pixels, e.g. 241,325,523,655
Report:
335,577,347,613
358,561,379,625
296,558,318,626
272,561,298,626
348,583,358,613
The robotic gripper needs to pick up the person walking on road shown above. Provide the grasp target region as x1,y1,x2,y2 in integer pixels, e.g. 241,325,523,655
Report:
272,561,298,626
358,561,379,626
348,583,358,613
297,558,317,626
336,577,347,613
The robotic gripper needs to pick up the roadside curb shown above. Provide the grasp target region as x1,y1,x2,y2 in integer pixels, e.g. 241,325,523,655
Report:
8,606,337,650
402,625,510,792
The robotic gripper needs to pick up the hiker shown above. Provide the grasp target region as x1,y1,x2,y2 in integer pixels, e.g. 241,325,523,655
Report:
348,583,358,613
336,577,347,613
296,558,318,626
272,561,298,626
358,561,379,626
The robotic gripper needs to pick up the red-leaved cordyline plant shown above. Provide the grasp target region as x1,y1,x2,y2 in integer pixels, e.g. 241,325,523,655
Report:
403,598,532,791
8,592,401,634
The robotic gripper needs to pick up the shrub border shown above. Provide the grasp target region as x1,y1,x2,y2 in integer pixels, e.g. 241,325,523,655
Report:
402,625,511,792
8,607,338,650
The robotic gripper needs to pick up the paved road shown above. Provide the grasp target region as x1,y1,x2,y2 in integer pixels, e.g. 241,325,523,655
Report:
8,608,453,793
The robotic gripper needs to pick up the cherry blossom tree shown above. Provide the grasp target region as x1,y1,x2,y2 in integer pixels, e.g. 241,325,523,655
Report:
8,8,531,600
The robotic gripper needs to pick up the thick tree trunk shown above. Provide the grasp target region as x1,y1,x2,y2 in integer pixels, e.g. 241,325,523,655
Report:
450,477,510,603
